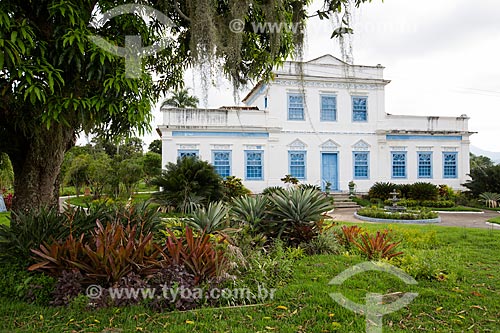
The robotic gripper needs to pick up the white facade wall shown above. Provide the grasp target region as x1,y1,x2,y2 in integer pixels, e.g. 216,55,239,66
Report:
158,55,472,193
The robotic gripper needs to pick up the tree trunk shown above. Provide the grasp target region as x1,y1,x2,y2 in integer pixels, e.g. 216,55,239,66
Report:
11,124,75,213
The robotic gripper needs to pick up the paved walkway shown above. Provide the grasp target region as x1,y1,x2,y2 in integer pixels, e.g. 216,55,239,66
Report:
329,208,500,229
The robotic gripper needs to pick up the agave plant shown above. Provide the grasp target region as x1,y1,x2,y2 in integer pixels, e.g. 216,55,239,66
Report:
479,192,500,208
230,195,269,232
186,201,230,234
268,187,333,245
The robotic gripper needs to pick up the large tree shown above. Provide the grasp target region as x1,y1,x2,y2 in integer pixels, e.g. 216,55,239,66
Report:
1,0,371,212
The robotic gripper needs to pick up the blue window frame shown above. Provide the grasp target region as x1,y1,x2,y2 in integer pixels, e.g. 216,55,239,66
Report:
245,151,263,180
288,151,306,179
418,152,432,178
352,96,368,122
288,94,304,120
353,152,369,179
320,95,337,121
178,150,199,158
212,151,231,178
443,152,458,178
391,152,407,178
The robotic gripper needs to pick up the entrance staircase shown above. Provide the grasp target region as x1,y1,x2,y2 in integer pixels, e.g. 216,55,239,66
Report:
330,193,360,209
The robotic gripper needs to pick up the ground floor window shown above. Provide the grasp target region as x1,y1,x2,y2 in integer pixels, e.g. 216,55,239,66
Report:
289,151,306,179
245,151,263,180
443,152,458,178
212,150,231,178
418,152,432,178
353,152,369,179
391,152,407,178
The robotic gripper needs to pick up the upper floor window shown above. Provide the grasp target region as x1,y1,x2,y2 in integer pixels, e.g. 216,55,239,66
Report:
212,151,231,178
320,95,337,121
391,152,407,178
288,94,304,120
418,152,432,178
443,152,458,178
352,96,368,122
289,151,306,180
245,151,263,180
353,152,369,179
178,150,199,159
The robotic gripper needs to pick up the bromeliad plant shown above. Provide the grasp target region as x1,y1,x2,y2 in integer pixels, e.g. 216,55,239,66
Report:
158,227,229,284
187,201,230,235
267,187,333,245
29,220,161,284
352,230,403,260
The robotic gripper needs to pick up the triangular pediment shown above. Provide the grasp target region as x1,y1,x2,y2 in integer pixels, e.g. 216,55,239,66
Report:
307,54,347,66
352,140,370,149
288,139,307,149
320,139,340,150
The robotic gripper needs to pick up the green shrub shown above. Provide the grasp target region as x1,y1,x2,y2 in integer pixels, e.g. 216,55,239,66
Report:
0,263,55,305
368,182,397,200
151,156,223,213
408,182,439,201
383,199,419,207
357,207,438,220
396,184,412,199
421,200,454,208
0,207,68,265
221,176,251,201
389,249,450,281
300,231,342,255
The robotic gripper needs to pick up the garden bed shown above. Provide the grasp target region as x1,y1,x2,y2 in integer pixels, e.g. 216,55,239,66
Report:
1,223,500,332
354,211,441,224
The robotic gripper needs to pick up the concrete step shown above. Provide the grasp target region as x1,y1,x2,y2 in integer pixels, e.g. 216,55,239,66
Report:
334,203,360,209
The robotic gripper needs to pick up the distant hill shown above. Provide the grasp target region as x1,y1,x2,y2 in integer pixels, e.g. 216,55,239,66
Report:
471,146,500,164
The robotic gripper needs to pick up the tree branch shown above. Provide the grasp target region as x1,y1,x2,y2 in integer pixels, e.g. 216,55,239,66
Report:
174,1,191,22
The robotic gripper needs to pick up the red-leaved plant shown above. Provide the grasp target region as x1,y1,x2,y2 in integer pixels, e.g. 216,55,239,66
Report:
352,230,403,260
157,226,228,285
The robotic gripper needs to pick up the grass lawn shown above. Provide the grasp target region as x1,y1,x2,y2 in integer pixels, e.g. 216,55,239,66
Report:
0,212,10,226
487,216,500,224
1,222,500,332
66,192,154,207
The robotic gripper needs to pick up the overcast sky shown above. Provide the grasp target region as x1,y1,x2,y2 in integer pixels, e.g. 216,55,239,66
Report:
140,0,500,152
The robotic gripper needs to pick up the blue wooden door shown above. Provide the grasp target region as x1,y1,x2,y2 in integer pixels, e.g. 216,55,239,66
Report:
321,153,338,191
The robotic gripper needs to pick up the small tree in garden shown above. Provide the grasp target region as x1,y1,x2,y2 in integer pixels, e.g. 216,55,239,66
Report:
152,157,223,213
142,152,162,186
64,154,91,197
118,158,144,197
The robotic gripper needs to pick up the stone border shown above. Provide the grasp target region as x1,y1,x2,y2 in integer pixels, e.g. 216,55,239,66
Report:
354,212,441,224
485,222,500,228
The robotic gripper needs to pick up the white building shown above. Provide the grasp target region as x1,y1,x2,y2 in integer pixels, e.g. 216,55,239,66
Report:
157,55,472,193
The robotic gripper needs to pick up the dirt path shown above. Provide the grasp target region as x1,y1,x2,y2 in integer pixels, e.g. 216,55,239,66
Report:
330,208,500,229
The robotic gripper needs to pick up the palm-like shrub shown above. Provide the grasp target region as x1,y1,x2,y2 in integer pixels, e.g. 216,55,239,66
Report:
231,195,269,233
268,188,333,245
479,192,500,208
408,182,438,201
187,201,229,234
151,156,223,213
368,182,397,200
